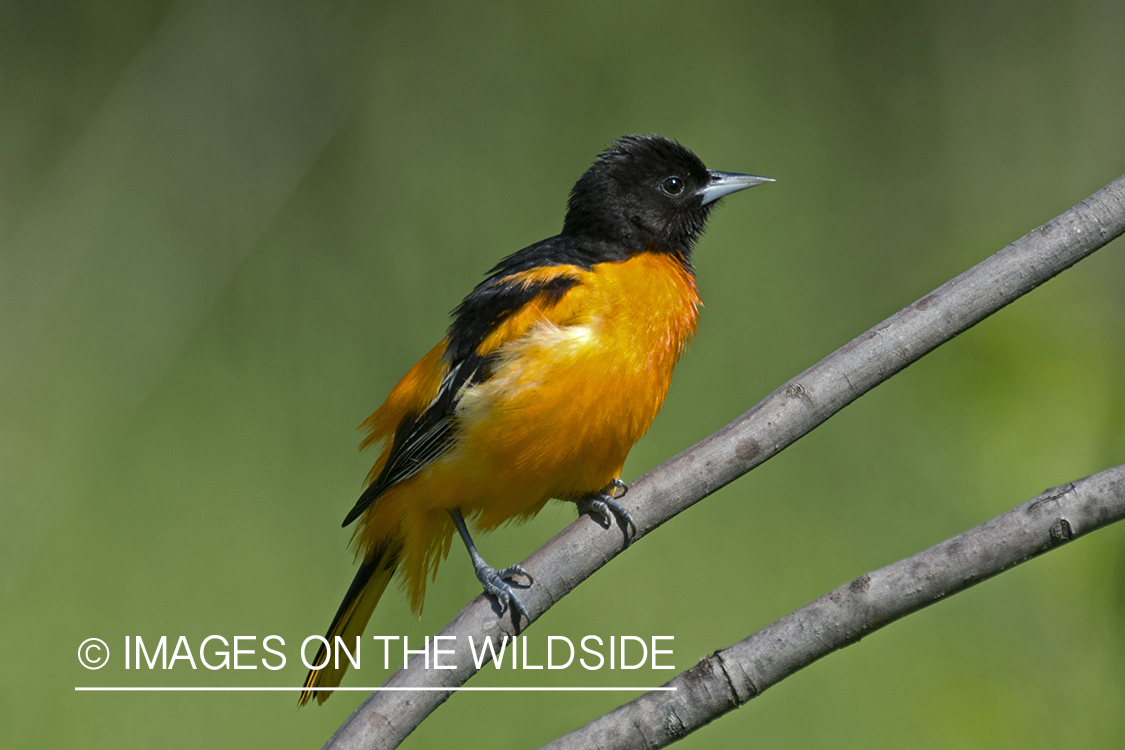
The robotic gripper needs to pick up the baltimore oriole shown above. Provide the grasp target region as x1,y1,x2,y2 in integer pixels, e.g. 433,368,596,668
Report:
300,134,771,705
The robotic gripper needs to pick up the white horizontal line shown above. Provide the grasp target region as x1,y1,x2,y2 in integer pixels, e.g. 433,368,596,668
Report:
75,686,676,692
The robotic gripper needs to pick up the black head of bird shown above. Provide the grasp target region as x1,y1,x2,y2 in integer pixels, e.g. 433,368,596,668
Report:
562,134,773,257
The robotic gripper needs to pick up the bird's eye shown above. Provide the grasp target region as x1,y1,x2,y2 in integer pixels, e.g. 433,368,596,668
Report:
660,176,684,196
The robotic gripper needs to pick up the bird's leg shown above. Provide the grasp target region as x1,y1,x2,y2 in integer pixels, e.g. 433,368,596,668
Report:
576,478,637,540
449,509,532,621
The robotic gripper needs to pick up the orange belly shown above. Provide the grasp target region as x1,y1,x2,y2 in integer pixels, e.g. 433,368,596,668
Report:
356,251,699,612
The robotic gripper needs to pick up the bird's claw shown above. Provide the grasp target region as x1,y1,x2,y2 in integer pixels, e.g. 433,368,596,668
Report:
577,482,637,541
475,563,532,620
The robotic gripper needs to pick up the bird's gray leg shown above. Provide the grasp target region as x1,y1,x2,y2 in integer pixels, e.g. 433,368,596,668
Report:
449,509,532,621
576,478,637,540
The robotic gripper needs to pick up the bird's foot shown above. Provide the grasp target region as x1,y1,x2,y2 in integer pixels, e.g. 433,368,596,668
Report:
474,563,533,620
577,479,637,540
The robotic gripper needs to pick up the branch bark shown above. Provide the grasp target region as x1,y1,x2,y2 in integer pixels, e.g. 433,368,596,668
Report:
542,463,1125,750
321,174,1125,750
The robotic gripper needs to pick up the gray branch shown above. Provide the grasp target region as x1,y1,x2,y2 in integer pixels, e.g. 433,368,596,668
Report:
321,174,1125,750
543,463,1125,750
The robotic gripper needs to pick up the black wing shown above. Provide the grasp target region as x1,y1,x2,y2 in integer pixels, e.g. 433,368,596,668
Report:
341,256,582,527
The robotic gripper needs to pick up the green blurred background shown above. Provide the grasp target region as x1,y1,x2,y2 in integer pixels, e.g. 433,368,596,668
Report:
3,0,1124,747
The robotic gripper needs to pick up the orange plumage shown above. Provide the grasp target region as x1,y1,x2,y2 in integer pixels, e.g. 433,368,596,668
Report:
300,135,770,705
358,252,698,612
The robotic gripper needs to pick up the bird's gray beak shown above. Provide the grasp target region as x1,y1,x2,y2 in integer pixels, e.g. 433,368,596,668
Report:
699,169,774,205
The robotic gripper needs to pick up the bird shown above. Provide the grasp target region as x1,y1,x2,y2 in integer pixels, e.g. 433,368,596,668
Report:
299,134,771,705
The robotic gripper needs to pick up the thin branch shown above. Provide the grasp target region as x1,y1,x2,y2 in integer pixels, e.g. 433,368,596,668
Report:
542,463,1125,750
321,174,1125,750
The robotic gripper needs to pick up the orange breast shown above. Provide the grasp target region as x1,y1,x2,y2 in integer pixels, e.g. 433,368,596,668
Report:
449,251,700,525
355,251,700,612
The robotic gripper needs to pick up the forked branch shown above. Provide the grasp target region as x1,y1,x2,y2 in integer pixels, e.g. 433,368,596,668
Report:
322,174,1125,750
543,464,1125,749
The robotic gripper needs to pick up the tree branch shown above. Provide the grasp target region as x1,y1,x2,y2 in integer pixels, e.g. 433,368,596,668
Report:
321,174,1125,750
542,463,1125,750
